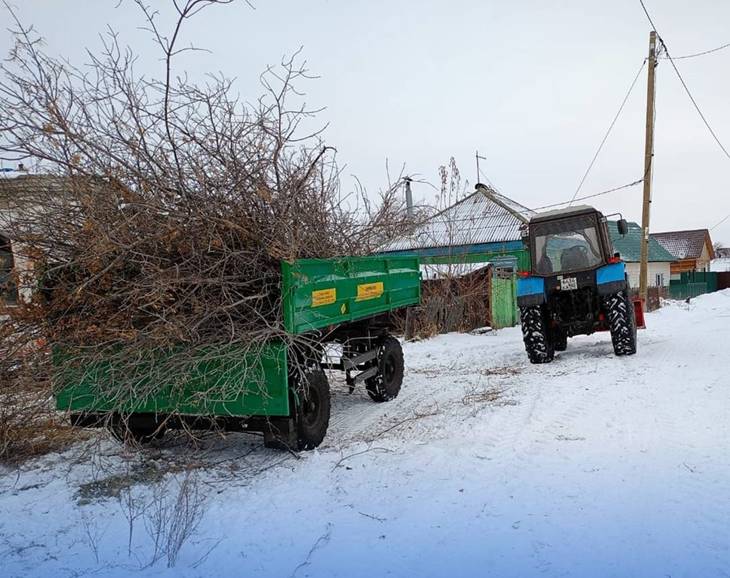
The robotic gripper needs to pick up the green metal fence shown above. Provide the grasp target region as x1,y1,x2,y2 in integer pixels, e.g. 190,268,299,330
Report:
668,271,719,300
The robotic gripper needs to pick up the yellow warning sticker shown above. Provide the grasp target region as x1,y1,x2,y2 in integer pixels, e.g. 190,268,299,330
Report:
356,281,384,301
311,288,336,307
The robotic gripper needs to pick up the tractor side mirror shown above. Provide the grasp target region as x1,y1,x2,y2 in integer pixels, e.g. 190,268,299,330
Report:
617,219,629,236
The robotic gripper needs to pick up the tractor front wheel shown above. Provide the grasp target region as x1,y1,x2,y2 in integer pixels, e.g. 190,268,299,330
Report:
520,306,555,364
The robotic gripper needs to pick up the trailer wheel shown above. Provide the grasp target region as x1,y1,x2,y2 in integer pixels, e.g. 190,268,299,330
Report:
366,336,404,402
295,369,331,450
520,306,555,364
604,291,637,356
108,417,165,445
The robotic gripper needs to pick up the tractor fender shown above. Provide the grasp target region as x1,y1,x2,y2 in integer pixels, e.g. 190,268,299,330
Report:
517,275,546,307
595,262,627,296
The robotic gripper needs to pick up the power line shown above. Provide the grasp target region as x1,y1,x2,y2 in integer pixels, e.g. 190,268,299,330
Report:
711,212,730,230
664,54,730,160
638,0,730,161
539,122,657,214
569,59,647,205
534,178,644,211
666,41,730,60
478,167,497,190
638,0,662,37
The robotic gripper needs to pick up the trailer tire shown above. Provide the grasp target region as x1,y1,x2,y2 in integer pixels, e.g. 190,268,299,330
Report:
604,291,637,356
108,417,165,445
295,369,331,450
366,336,404,402
520,306,555,364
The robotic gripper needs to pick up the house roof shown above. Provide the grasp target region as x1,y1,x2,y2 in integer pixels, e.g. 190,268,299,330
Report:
1,174,72,217
650,229,713,260
0,174,118,240
609,221,676,263
0,173,114,202
1,174,57,193
381,185,534,252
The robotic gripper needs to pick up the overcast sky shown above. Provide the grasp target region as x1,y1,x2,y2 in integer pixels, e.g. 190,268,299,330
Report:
2,0,729,244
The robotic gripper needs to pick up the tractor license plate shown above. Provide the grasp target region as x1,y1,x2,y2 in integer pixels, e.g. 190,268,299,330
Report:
560,277,578,291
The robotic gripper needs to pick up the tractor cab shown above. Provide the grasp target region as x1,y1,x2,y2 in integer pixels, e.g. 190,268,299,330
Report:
524,205,625,278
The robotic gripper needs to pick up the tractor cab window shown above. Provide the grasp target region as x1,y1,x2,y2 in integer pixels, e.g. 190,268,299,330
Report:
532,215,603,275
0,235,18,306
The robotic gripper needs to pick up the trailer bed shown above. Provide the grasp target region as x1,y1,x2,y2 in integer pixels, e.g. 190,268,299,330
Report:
55,255,421,419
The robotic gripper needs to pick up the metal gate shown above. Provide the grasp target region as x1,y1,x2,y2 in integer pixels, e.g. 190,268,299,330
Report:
489,258,519,329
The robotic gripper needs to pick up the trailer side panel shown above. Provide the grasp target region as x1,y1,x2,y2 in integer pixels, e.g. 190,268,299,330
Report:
281,255,420,334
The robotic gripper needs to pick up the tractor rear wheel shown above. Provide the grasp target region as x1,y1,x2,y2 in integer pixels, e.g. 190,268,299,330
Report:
365,336,404,402
520,306,555,364
552,329,568,352
604,291,637,356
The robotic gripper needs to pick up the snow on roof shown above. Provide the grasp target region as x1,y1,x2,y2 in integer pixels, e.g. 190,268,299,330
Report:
710,258,730,272
0,169,27,178
420,262,491,280
381,186,533,252
650,229,711,260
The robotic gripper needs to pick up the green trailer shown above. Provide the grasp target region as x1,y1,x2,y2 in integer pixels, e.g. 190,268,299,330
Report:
55,255,421,450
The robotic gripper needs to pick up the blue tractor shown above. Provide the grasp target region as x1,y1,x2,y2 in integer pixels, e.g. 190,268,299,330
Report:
516,206,641,363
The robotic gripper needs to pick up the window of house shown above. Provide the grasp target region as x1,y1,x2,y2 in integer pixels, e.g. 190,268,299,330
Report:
0,235,18,306
655,273,664,287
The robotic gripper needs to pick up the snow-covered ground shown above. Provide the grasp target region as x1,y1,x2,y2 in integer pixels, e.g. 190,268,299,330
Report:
2,292,730,578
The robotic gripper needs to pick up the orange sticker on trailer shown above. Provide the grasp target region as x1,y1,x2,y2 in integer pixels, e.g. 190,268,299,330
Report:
311,288,336,307
356,281,384,301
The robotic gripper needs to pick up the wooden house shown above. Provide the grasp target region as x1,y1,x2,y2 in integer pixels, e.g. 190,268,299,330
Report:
650,229,715,277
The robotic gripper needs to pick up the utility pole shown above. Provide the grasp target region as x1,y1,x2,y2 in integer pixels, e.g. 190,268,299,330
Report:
639,31,658,303
404,176,413,218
